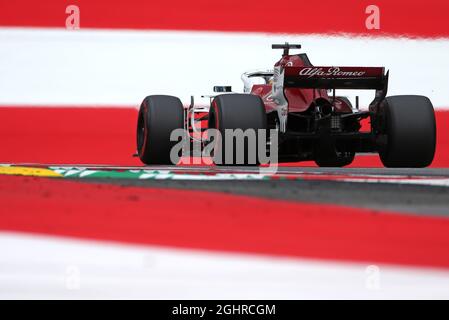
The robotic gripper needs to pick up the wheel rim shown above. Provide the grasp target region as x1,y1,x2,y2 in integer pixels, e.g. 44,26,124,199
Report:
137,109,147,156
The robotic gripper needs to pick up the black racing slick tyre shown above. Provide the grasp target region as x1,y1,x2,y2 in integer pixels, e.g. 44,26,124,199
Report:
137,95,184,165
378,95,436,168
208,94,267,166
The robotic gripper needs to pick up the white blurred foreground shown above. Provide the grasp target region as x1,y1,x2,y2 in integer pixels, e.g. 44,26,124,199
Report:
1,232,449,299
0,27,448,108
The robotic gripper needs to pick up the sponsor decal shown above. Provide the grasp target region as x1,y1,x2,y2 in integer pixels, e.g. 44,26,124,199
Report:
299,67,366,78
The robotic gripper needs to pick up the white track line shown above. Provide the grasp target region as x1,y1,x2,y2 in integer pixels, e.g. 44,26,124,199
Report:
343,178,449,187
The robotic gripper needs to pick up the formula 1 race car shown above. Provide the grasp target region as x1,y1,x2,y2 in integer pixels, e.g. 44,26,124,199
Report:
136,43,436,167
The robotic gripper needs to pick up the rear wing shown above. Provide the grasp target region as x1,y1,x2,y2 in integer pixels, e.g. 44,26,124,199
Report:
284,66,388,90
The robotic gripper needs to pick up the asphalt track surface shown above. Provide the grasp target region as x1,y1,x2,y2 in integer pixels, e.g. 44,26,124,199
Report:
66,166,449,217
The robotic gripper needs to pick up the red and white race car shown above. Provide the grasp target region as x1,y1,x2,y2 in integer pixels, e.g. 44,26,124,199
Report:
136,43,436,167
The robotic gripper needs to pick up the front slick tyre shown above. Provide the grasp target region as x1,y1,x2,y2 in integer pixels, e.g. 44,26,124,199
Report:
137,95,184,165
379,95,436,168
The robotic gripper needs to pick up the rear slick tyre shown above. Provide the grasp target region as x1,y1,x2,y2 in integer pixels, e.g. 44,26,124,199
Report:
379,95,436,168
208,94,267,166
